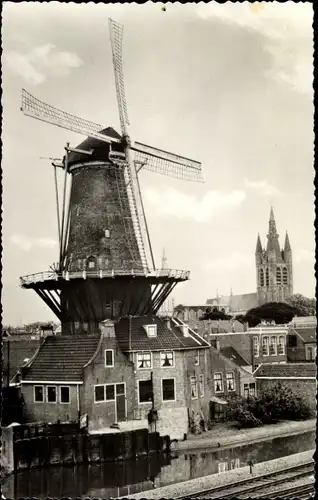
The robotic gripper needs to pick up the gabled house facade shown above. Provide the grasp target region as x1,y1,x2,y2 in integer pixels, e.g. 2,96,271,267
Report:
287,327,316,363
19,316,211,440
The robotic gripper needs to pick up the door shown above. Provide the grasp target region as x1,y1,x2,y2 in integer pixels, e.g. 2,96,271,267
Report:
116,383,126,422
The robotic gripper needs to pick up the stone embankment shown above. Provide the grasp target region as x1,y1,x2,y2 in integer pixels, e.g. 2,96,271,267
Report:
119,449,315,500
175,418,316,452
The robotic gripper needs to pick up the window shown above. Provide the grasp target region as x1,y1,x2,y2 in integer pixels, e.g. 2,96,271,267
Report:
34,385,44,403
146,324,157,337
160,351,174,368
262,336,269,356
105,384,115,401
139,379,153,403
244,383,255,398
305,345,316,361
214,373,224,393
105,349,114,367
116,383,125,396
162,378,175,401
288,335,297,347
47,386,57,403
278,335,285,355
260,269,264,287
249,383,256,397
94,385,105,402
270,336,277,355
105,229,110,238
218,462,229,473
276,267,282,285
137,352,152,369
265,268,269,286
253,336,260,357
253,364,259,372
283,268,288,285
199,374,204,397
190,376,198,399
87,257,96,269
60,386,70,404
194,350,199,366
226,372,235,392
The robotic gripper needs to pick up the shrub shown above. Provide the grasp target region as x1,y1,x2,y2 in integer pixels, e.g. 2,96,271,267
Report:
233,407,263,428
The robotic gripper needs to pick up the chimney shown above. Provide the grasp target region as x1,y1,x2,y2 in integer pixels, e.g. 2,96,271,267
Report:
180,324,189,337
243,322,248,332
163,317,171,330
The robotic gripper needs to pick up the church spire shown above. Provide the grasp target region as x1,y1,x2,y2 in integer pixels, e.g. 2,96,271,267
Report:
284,231,291,253
255,233,262,254
266,206,281,258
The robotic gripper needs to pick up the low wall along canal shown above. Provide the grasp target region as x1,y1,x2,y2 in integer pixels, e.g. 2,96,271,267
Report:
3,429,315,499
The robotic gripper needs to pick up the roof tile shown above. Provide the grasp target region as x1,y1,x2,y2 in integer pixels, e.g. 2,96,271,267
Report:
254,363,316,378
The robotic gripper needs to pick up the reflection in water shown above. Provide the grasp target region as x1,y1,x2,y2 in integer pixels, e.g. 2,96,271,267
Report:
3,431,315,499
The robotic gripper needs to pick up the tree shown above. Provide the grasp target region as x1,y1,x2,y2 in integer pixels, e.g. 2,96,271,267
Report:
285,294,316,317
200,307,232,321
237,302,298,326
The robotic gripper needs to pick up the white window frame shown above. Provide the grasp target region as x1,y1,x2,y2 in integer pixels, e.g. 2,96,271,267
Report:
60,386,70,404
270,336,278,356
105,383,116,402
278,335,285,355
194,349,200,366
94,384,106,403
136,352,152,370
253,336,260,357
105,229,110,238
190,376,198,399
226,371,236,392
161,378,176,402
88,260,96,269
160,351,175,368
138,379,153,404
46,385,57,404
34,385,44,403
262,336,269,356
214,372,224,393
105,349,114,367
305,345,316,361
199,374,205,397
146,324,157,337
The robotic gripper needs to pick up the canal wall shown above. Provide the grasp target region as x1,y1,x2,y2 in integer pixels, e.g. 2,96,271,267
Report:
119,448,315,500
1,422,170,473
174,418,316,451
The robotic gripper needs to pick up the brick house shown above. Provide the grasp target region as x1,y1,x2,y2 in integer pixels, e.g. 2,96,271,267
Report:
19,316,211,440
248,324,288,372
287,328,316,363
253,362,317,411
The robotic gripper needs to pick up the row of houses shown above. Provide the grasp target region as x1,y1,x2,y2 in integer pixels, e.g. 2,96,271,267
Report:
3,315,316,440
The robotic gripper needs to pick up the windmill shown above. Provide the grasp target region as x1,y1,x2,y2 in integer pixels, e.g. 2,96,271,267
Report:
19,18,204,335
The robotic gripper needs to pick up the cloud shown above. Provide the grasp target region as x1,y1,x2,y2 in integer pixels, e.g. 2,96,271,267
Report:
244,178,282,197
144,187,246,222
202,252,251,272
4,43,83,85
294,249,315,264
10,234,57,252
196,2,313,95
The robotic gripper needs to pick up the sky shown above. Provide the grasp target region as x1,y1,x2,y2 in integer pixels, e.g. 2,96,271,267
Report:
2,1,315,325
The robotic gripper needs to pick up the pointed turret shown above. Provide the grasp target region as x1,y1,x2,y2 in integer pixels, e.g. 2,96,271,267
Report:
266,206,281,259
284,231,291,253
255,233,262,254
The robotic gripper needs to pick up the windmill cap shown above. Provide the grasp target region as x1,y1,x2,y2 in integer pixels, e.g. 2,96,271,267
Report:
67,127,124,168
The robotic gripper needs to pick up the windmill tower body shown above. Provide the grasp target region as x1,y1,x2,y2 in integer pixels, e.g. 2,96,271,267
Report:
255,208,293,305
19,19,203,335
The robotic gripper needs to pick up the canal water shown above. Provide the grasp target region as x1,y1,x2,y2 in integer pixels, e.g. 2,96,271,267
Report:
3,430,315,499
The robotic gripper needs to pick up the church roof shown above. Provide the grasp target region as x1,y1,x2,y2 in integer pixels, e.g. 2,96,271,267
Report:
255,234,262,254
284,232,292,253
266,207,282,259
206,293,258,313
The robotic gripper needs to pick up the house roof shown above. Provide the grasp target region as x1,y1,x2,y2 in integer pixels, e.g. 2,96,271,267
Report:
3,338,41,382
115,316,210,352
254,363,317,378
22,335,101,382
291,328,316,343
206,293,258,312
220,346,250,367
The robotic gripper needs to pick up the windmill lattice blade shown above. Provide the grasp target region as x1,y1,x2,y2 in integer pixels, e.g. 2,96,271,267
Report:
132,143,204,183
109,18,130,135
21,89,120,144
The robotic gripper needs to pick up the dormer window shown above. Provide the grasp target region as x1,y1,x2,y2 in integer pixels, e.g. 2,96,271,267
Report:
105,229,110,238
87,256,97,269
145,324,157,337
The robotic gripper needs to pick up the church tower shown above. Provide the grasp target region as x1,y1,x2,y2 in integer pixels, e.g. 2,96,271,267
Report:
255,207,293,305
